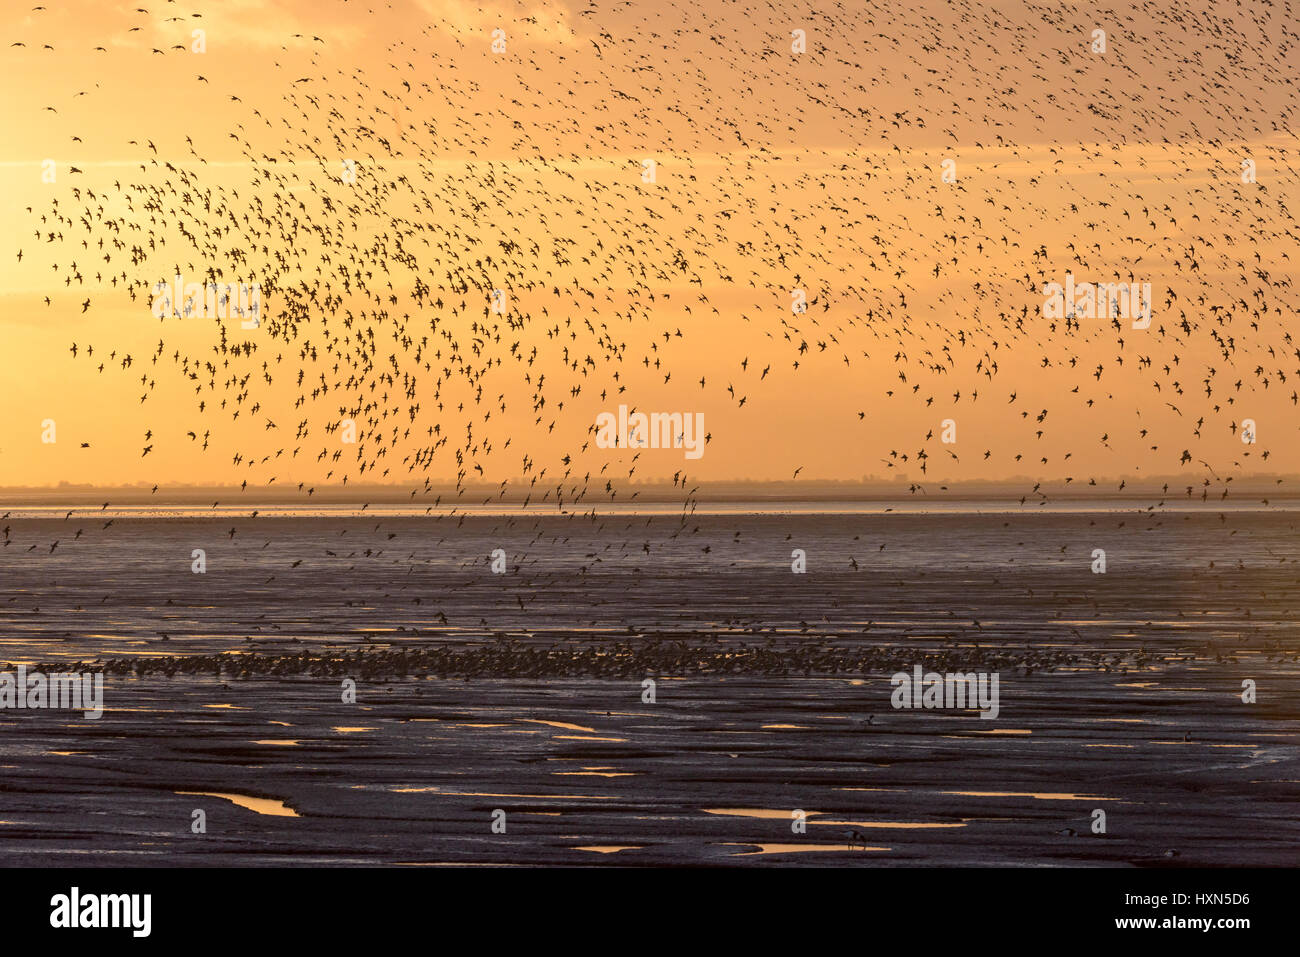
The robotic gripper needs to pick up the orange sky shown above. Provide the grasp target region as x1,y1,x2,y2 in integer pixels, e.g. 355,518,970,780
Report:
1,0,1297,496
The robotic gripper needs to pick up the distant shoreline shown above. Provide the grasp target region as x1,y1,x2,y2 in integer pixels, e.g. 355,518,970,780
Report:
1,475,1295,510
2,500,1298,519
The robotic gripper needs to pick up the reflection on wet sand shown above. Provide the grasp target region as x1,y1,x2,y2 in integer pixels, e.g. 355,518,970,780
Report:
968,729,1032,735
721,843,890,855
811,820,967,830
554,771,638,777
574,845,642,854
176,791,300,817
705,809,965,830
391,787,616,800
941,791,1117,801
524,719,598,733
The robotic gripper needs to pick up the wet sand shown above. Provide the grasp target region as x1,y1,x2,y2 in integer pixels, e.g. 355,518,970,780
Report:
0,660,1296,866
0,510,1297,865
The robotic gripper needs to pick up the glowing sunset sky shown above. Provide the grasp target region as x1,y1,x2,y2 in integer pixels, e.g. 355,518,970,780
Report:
1,0,1296,494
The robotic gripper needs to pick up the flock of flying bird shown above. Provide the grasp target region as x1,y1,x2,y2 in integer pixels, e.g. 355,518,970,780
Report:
6,0,1300,570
